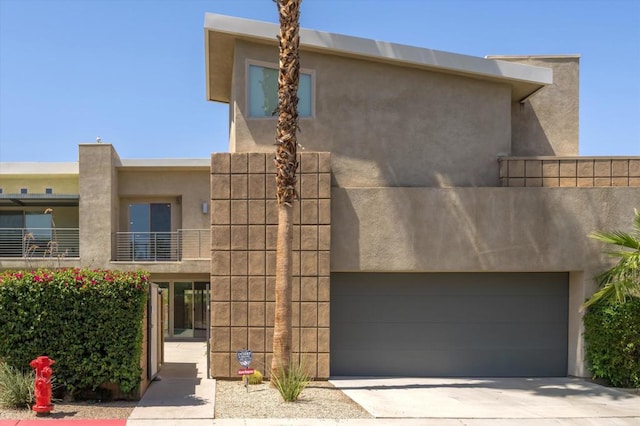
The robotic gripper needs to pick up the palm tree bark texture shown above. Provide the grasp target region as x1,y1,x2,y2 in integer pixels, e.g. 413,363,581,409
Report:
272,0,302,377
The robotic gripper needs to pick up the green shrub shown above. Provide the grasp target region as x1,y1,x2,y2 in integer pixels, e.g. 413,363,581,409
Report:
248,370,263,385
0,268,148,398
0,362,35,409
270,360,312,402
583,297,640,388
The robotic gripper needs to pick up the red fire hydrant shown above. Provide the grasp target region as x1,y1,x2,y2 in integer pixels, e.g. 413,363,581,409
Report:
30,356,55,415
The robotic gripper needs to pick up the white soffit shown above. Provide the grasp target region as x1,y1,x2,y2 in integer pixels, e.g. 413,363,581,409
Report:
205,13,552,101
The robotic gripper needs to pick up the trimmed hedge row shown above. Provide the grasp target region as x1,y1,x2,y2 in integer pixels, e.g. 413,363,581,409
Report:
583,297,640,388
0,268,148,398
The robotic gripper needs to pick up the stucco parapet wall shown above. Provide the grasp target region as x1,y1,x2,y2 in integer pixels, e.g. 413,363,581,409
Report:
0,162,79,175
205,13,551,102
118,158,210,170
499,156,640,187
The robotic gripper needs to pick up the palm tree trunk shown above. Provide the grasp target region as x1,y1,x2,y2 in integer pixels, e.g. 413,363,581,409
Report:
272,0,301,377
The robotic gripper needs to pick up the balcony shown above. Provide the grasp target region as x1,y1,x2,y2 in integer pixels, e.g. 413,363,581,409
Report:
0,228,80,258
113,229,210,262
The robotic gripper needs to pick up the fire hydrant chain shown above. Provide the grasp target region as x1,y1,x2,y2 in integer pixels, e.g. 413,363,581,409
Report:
30,356,55,415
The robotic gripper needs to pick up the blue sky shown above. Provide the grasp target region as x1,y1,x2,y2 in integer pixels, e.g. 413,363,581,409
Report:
0,0,638,162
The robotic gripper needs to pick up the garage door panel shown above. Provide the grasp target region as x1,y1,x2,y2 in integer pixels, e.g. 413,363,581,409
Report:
331,272,568,377
334,294,565,323
332,321,565,350
332,348,566,377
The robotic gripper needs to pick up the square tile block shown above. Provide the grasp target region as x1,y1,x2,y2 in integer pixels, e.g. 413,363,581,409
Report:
231,175,248,199
230,153,248,173
249,225,266,250
231,302,248,326
211,174,230,199
230,226,248,250
212,302,230,327
231,276,248,301
211,226,231,250
248,175,266,199
248,302,266,326
248,153,267,174
211,276,231,301
211,201,230,225
211,153,230,173
248,200,266,224
231,251,248,275
230,201,248,224
248,277,266,301
231,327,248,351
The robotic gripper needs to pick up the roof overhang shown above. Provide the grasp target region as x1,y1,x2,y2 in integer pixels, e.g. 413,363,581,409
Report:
0,194,79,207
204,13,553,103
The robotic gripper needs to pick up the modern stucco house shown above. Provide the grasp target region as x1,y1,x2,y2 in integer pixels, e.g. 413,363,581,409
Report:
202,14,639,380
1,13,638,381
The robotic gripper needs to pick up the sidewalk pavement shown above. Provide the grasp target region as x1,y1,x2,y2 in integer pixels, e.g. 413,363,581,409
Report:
3,342,639,425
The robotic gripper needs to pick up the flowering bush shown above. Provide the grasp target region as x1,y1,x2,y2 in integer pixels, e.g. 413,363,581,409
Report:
0,268,148,398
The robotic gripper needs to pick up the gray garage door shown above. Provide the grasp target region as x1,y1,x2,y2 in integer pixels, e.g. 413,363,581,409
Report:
331,273,568,377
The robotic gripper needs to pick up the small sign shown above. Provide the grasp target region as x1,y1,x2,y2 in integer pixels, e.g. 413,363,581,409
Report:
236,349,253,368
237,368,255,376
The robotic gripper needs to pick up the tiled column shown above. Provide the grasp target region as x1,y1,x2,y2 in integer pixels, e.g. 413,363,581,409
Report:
210,152,331,379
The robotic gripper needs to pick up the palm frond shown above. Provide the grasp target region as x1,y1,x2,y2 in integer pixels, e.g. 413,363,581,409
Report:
583,211,640,309
589,230,640,250
633,208,640,235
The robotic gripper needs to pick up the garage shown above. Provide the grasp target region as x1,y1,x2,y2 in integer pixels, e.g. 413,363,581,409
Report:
331,272,568,377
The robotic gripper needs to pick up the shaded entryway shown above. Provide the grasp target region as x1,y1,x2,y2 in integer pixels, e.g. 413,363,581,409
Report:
331,272,568,377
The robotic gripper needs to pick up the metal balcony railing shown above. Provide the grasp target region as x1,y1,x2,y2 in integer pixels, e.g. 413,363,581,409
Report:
113,229,210,262
0,228,80,258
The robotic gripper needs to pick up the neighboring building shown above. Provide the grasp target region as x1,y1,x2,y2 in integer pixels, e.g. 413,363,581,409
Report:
0,149,212,341
1,14,638,381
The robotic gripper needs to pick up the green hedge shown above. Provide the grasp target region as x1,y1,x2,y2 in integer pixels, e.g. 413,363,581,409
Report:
0,268,148,398
583,297,640,388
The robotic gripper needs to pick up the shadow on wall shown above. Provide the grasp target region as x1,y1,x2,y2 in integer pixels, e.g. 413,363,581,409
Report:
511,100,555,156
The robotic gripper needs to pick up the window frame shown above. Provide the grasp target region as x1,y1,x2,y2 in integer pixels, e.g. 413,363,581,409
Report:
245,59,316,120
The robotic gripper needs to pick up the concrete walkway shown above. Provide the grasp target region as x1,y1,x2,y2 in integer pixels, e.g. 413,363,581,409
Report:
126,341,215,426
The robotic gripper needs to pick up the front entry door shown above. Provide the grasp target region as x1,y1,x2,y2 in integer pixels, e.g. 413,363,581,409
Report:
158,281,209,340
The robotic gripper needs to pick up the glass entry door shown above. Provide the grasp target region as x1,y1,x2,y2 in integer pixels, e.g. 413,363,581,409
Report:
157,281,209,340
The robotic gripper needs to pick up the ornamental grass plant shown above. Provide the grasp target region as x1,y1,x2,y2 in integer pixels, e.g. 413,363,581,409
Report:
0,362,34,409
270,360,311,402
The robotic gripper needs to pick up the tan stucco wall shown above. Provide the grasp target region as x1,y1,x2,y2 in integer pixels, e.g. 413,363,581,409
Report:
492,56,579,156
230,41,512,188
331,185,638,376
79,144,120,267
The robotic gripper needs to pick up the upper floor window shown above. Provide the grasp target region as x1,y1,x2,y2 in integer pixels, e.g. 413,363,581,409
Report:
20,188,27,194
45,188,53,195
247,61,314,118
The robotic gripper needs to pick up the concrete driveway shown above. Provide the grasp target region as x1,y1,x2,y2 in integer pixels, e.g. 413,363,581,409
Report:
330,377,640,423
